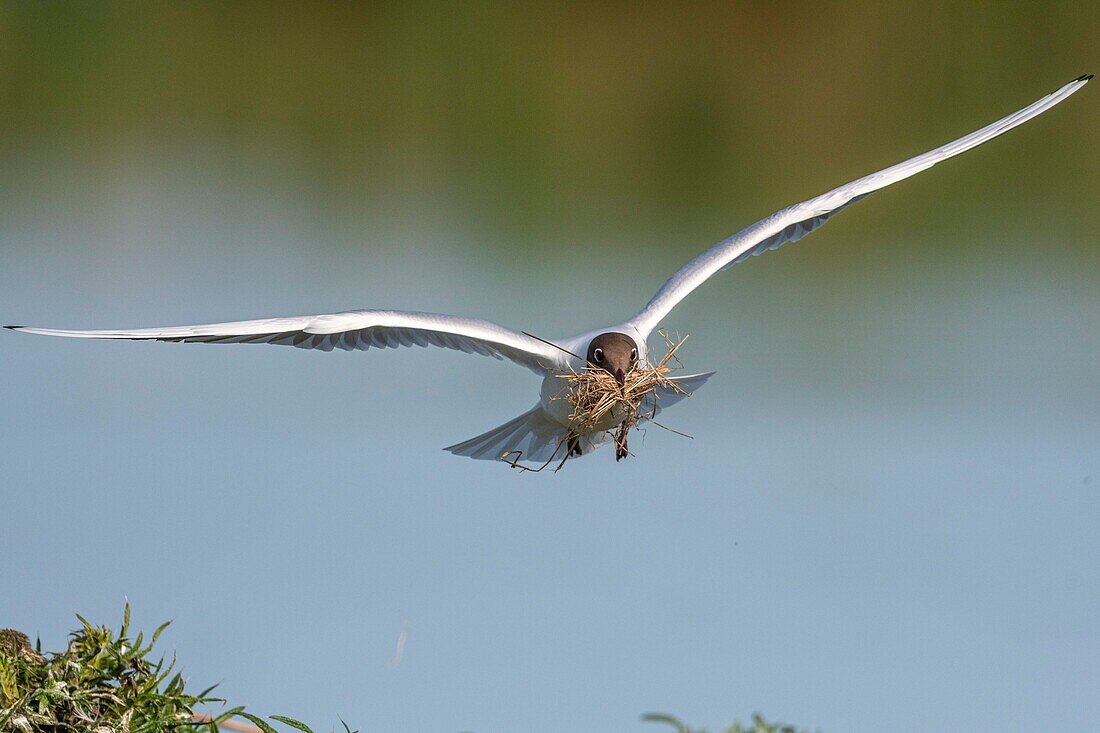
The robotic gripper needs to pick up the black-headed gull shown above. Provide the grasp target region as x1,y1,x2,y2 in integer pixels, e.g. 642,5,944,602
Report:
7,76,1090,466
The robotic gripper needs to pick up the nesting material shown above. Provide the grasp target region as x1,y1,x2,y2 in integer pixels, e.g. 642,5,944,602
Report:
556,333,689,456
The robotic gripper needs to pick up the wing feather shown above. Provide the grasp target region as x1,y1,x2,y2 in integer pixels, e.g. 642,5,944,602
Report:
626,75,1090,337
6,309,565,374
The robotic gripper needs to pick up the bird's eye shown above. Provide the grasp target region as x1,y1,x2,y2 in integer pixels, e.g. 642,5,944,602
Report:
630,348,637,362
593,348,604,363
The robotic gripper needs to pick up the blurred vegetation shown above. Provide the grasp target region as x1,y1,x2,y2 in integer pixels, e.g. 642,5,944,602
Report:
643,712,812,733
0,2,1094,254
1,608,812,733
0,606,347,733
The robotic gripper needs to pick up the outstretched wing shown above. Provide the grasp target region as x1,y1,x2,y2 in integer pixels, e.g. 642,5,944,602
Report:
6,309,566,374
625,75,1091,338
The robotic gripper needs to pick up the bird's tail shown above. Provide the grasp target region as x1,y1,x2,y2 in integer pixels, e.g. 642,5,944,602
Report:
444,405,595,464
443,372,715,465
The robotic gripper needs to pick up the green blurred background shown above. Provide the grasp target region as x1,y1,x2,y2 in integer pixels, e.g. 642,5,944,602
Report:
1,4,1097,732
3,3,1096,253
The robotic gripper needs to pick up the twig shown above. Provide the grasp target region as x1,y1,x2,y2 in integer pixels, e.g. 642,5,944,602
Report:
502,435,572,473
521,331,587,363
648,420,694,440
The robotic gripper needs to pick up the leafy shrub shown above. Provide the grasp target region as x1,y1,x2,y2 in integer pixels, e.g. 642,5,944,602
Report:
0,606,339,733
2,608,813,733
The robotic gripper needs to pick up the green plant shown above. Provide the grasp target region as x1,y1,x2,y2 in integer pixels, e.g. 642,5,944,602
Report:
642,712,814,733
0,605,346,733
3,607,817,732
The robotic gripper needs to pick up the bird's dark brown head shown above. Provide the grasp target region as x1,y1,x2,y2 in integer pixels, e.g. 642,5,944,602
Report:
585,332,638,386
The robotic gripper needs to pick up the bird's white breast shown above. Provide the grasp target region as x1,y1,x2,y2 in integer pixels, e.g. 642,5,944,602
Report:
539,372,629,432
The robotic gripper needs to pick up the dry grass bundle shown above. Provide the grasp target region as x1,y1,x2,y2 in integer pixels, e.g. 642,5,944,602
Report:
504,331,694,472
555,332,690,460
560,334,686,429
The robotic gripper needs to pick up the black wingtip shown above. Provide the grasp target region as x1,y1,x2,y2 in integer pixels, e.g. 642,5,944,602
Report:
4,325,23,330
1075,73,1094,82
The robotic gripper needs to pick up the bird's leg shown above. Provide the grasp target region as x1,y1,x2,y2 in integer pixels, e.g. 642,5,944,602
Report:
549,431,584,473
614,422,630,461
566,431,582,457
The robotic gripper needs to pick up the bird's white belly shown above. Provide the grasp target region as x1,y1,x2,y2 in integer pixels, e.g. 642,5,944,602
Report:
539,372,628,432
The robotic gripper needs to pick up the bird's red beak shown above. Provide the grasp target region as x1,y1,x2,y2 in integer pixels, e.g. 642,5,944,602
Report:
614,368,625,387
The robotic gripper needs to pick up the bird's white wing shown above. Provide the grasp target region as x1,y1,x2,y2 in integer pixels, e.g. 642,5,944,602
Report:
6,309,566,374
626,75,1091,338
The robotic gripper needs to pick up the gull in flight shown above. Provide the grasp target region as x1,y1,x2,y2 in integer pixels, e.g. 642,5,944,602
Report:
7,75,1090,466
